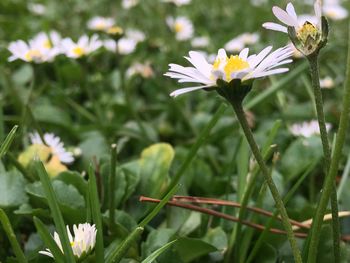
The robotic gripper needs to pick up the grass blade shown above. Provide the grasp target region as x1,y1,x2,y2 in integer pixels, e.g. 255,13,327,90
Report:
34,161,75,262
0,208,27,263
141,239,177,263
33,216,65,263
0,125,18,159
88,165,104,262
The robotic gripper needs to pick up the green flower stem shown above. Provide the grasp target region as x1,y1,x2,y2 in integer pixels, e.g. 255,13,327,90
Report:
108,144,118,231
0,208,27,263
308,22,350,263
230,101,302,263
308,55,340,263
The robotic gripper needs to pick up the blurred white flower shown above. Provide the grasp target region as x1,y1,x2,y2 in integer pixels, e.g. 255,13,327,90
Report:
191,36,209,48
87,16,115,31
61,35,102,58
166,16,194,41
39,223,97,259
263,2,322,34
117,38,137,54
162,0,191,6
122,0,139,9
103,39,117,52
32,31,62,51
224,32,259,52
8,38,59,63
250,0,268,7
30,132,74,164
125,29,145,42
27,2,46,15
29,133,74,164
165,45,293,97
290,120,331,138
320,76,335,89
323,4,348,20
126,62,154,78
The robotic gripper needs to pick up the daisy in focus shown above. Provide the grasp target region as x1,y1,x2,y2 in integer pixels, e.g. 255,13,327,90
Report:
61,34,102,58
165,45,293,97
262,1,327,56
39,223,97,259
289,120,331,138
224,32,260,52
18,132,74,177
166,16,194,41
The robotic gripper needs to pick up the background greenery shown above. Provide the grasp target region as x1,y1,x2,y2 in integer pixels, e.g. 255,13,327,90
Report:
0,0,350,262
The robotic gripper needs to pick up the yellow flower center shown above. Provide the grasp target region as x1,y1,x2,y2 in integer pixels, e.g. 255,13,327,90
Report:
297,22,318,43
224,55,249,81
95,21,106,30
72,46,85,57
174,23,183,33
106,26,123,35
24,49,42,61
43,40,52,49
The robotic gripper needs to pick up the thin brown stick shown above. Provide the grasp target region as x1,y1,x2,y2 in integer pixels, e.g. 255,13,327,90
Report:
172,195,310,230
139,196,307,238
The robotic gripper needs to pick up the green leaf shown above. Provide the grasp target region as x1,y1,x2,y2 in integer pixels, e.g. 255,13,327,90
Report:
280,136,323,181
138,143,175,197
54,171,87,196
0,125,18,159
0,169,28,208
174,237,218,263
141,240,177,263
142,228,176,258
78,131,109,165
32,103,72,127
26,180,85,223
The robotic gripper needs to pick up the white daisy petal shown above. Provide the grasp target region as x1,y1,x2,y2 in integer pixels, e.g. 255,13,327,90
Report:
272,6,298,27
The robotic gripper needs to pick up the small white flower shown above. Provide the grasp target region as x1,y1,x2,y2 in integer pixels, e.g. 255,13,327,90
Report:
125,29,145,43
320,76,335,89
87,16,115,31
225,32,260,52
39,223,97,259
162,0,191,6
61,35,102,58
262,2,322,35
27,3,46,15
103,39,117,52
250,0,268,7
30,132,74,164
32,31,62,51
165,45,293,97
191,36,210,48
117,38,137,54
126,62,154,78
8,37,59,63
323,4,348,20
166,16,194,41
122,0,139,9
289,120,332,138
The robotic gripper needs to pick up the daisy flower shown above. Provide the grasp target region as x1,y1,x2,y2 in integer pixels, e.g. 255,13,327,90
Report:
8,34,60,63
191,36,210,48
126,61,154,79
320,76,335,89
289,120,331,138
31,31,62,51
30,132,74,164
61,34,102,58
262,1,327,56
39,223,97,259
122,0,139,9
166,16,194,41
125,29,145,43
87,16,115,31
224,32,260,52
165,45,293,97
323,3,348,20
117,38,138,54
162,0,191,6
27,2,46,15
